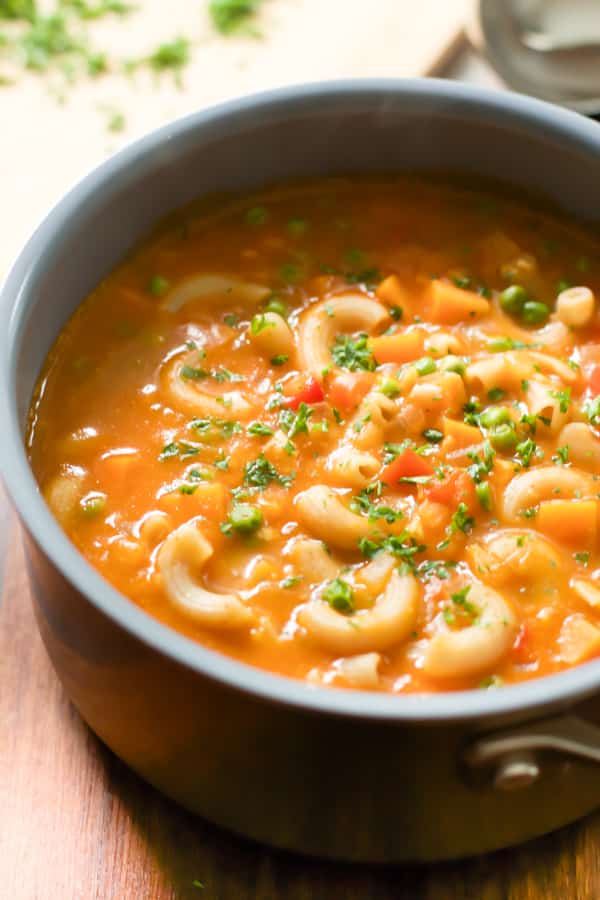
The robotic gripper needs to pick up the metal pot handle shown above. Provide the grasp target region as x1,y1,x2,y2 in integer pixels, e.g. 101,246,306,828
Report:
463,714,600,790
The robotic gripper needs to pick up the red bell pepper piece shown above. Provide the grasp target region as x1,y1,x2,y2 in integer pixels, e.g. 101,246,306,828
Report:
382,449,434,484
285,377,324,410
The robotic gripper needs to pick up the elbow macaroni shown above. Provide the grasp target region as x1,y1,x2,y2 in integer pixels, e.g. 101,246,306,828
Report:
31,175,600,694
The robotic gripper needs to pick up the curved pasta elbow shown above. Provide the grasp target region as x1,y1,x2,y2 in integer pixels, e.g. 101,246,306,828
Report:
299,569,419,654
163,355,251,418
295,485,372,550
158,519,254,629
325,447,380,488
558,422,600,470
247,312,296,360
162,274,270,312
298,294,388,377
422,584,518,679
502,465,595,522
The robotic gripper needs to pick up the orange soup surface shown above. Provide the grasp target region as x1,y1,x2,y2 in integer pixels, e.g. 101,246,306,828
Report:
28,176,600,693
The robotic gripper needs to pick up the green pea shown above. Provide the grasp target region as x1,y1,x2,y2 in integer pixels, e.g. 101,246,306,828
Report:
264,297,288,318
479,406,511,429
415,356,437,376
521,301,550,326
148,275,170,297
227,503,263,534
322,577,355,614
500,284,528,315
490,423,519,452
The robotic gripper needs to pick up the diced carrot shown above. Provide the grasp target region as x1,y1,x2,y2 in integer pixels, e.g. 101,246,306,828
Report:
328,371,375,411
440,417,482,451
426,469,477,510
382,449,434,484
426,279,490,325
369,330,424,364
376,274,412,316
537,499,598,546
193,482,228,520
94,452,138,492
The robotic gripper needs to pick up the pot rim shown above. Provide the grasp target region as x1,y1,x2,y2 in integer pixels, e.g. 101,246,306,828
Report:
3,77,600,723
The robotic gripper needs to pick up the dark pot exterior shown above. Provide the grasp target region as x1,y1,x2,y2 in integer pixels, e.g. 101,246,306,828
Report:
3,81,600,862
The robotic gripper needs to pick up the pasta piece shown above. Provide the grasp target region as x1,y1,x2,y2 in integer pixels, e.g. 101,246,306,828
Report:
556,286,595,328
295,485,371,550
325,446,380,488
502,466,595,523
571,577,600,610
163,354,251,418
424,331,466,357
299,570,419,654
354,553,397,594
44,469,86,526
247,312,296,360
408,371,466,415
467,529,563,584
334,652,382,688
525,378,569,433
559,614,600,664
298,294,388,377
162,274,270,312
158,519,254,628
422,584,518,679
558,423,600,470
466,355,529,394
137,510,173,546
285,537,339,582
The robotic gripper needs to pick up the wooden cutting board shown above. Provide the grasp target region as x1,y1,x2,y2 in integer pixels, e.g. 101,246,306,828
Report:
0,0,467,280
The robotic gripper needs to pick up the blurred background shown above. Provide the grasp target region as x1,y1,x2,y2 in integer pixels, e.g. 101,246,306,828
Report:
0,0,598,277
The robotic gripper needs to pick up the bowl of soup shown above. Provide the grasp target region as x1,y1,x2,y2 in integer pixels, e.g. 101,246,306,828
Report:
2,80,600,862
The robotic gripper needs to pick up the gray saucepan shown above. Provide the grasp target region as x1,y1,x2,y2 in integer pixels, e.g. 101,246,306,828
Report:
2,80,600,862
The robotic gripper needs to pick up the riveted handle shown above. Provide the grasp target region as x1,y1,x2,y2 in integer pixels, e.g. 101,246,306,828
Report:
463,714,600,790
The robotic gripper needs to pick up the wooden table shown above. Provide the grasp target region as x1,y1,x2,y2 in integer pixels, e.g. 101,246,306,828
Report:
4,470,600,899
3,49,600,900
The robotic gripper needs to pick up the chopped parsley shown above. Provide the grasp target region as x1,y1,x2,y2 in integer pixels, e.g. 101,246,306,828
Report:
212,366,243,383
180,364,208,381
245,205,268,225
550,387,571,414
190,417,241,440
553,445,570,465
423,428,444,444
250,313,275,335
279,402,313,438
270,354,289,366
350,484,403,523
575,551,591,566
389,305,403,321
515,437,538,468
247,421,274,437
281,575,302,588
208,0,264,36
223,313,239,327
159,440,199,461
437,502,474,550
243,454,292,489
443,585,479,625
331,333,377,372
358,533,425,569
487,387,505,402
322,577,355,614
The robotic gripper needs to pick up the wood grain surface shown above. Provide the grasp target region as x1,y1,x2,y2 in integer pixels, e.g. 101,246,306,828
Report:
2,481,600,899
